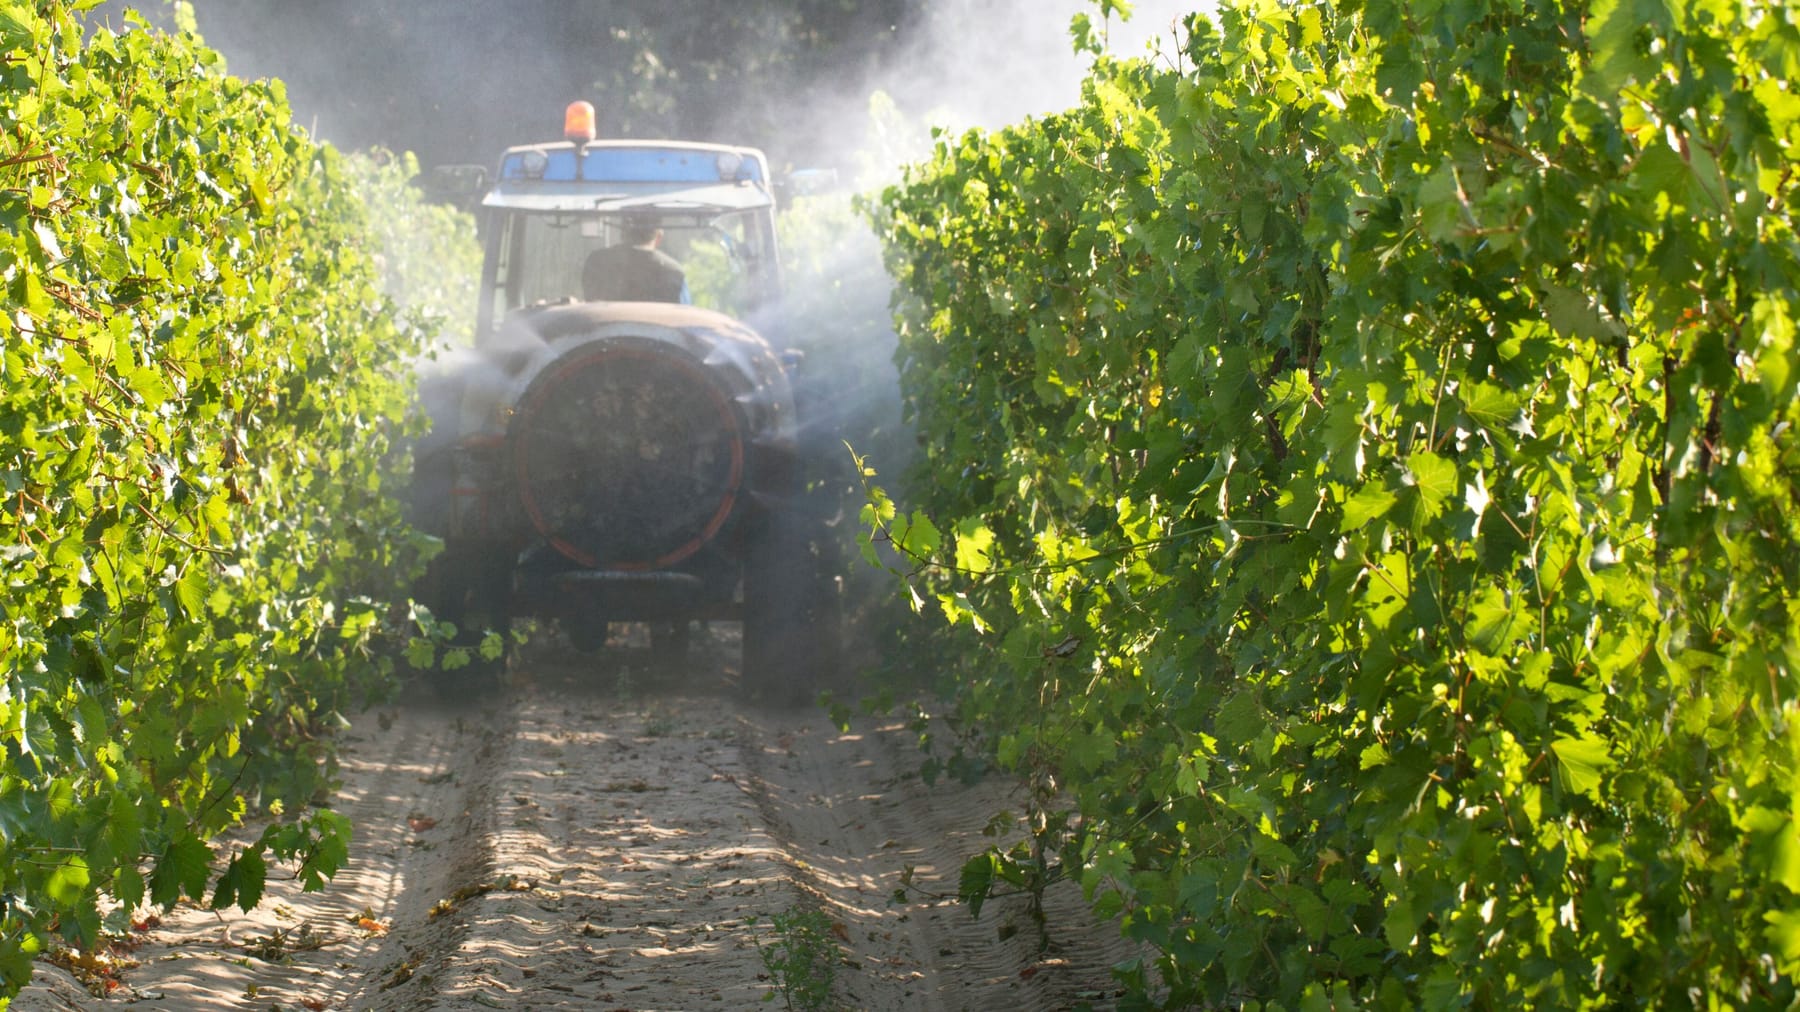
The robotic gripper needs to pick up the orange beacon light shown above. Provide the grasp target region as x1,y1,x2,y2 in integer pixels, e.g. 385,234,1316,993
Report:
564,101,596,144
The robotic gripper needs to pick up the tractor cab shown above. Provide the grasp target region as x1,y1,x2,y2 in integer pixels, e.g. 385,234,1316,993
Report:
474,103,781,339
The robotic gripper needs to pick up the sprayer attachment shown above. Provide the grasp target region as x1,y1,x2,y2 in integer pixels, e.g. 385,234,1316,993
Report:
511,342,744,569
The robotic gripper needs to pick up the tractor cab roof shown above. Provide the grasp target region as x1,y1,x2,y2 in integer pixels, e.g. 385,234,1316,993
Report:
483,140,775,216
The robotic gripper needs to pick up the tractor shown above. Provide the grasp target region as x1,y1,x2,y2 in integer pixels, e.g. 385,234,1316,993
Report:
412,102,840,698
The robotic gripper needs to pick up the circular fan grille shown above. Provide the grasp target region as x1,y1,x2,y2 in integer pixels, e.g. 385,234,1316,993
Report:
513,345,744,569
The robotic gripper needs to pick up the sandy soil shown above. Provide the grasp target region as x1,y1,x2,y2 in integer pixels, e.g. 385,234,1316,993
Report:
14,632,1133,1011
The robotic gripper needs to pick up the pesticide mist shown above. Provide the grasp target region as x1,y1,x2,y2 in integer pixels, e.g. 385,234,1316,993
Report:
156,0,1194,668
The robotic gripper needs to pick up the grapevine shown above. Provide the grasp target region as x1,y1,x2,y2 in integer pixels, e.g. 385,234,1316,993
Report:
0,3,466,999
871,0,1800,1005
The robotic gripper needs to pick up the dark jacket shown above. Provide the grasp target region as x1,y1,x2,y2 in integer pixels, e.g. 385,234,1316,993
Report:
582,244,686,303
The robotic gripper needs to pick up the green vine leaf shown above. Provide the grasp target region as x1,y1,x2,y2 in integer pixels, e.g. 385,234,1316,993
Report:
868,0,1800,1003
0,4,465,998
1340,481,1397,532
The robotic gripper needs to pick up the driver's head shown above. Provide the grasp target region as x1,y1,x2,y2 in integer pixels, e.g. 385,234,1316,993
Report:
624,223,661,247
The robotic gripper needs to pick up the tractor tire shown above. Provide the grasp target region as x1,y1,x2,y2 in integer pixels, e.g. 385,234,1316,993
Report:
742,511,839,706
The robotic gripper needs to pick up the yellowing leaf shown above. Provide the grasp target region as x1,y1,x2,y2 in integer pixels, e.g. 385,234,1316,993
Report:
953,518,995,573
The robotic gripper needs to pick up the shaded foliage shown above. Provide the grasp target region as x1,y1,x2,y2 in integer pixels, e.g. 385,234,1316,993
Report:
872,0,1800,1005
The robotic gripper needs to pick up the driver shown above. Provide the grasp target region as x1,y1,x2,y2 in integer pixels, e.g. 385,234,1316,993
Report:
582,223,688,303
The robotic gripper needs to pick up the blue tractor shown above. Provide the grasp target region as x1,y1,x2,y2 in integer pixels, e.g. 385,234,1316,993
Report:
413,103,839,698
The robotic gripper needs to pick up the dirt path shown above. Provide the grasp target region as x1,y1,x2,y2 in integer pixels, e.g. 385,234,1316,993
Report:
15,635,1130,1011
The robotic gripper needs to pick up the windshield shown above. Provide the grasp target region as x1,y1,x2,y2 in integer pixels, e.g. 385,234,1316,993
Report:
483,207,776,331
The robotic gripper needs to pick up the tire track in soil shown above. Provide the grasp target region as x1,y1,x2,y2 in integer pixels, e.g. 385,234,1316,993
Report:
369,649,798,1011
14,688,511,1011
15,635,1136,1010
739,711,1137,1011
